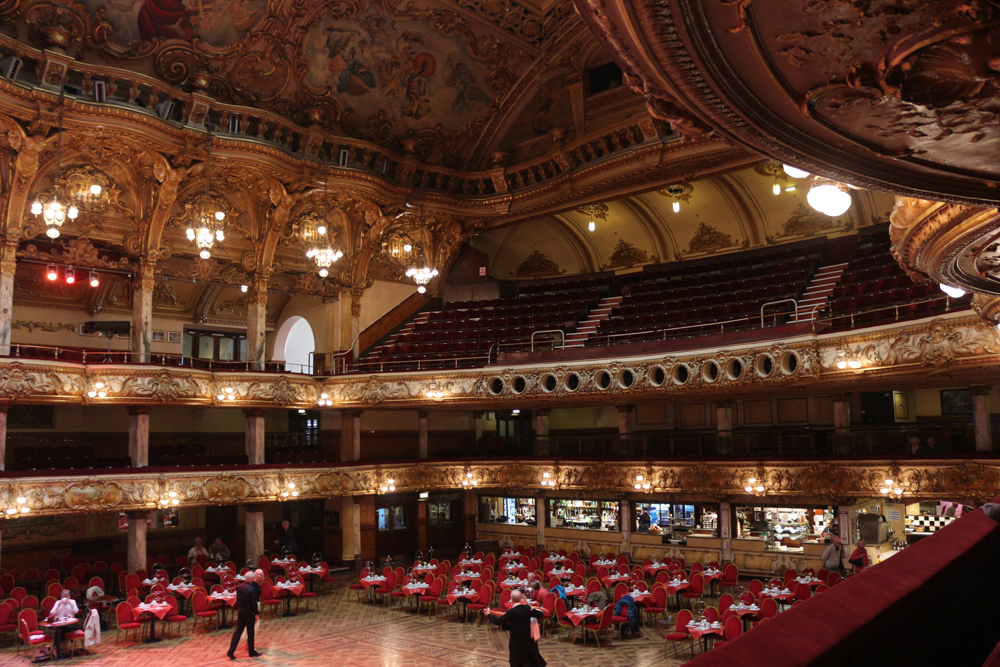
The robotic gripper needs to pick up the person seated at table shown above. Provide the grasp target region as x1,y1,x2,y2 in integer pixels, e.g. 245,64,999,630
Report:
273,520,297,555
530,581,548,603
47,589,79,657
188,537,209,565
924,436,949,455
209,537,231,560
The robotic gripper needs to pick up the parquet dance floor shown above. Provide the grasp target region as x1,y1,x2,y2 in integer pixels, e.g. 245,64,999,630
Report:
1,582,689,666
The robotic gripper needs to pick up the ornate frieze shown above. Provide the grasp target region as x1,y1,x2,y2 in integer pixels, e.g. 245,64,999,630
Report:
3,458,999,517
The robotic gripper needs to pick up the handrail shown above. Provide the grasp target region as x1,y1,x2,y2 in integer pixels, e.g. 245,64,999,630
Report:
530,329,565,352
761,299,798,327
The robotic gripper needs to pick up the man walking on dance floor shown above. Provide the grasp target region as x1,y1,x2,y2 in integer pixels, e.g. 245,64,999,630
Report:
228,569,264,659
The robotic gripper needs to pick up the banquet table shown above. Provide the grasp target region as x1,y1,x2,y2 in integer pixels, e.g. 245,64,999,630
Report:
687,621,723,651
298,565,324,592
205,566,233,578
499,578,528,590
167,583,198,599
455,572,481,583
562,585,585,598
413,564,437,575
592,559,617,569
458,559,483,567
400,582,429,606
275,581,305,617
209,592,238,628
359,576,385,603
445,588,479,621
550,569,574,580
643,562,672,576
564,608,600,626
795,576,824,587
600,573,630,588
502,564,521,572
501,552,521,559
543,556,566,563
135,602,172,643
39,618,82,659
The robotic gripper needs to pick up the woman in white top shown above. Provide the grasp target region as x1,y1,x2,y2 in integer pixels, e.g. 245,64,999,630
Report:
47,590,80,658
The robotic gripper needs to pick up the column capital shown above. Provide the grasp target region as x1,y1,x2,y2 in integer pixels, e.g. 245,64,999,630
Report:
350,288,364,318
970,385,992,396
534,408,551,417
0,235,18,277
616,404,635,414
831,393,851,403
127,406,151,416
243,503,267,513
342,409,363,419
243,408,267,419
137,257,157,291
417,409,430,419
126,510,150,520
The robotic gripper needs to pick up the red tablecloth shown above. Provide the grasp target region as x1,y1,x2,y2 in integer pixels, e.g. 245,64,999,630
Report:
563,587,585,597
205,567,234,577
630,592,653,605
445,591,478,605
210,593,238,608
500,579,528,590
456,573,481,583
564,610,600,626
135,603,172,620
413,565,437,575
732,606,760,617
600,574,630,588
275,583,305,597
644,564,672,575
665,581,690,595
701,571,725,582
688,624,723,641
401,584,429,597
167,585,198,599
550,570,574,579
359,578,385,589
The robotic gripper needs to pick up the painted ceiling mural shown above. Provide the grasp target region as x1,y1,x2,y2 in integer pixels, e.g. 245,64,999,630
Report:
71,0,534,164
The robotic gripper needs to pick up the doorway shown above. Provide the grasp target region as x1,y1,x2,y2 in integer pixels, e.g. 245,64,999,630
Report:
376,494,417,561
279,499,325,560
426,493,464,557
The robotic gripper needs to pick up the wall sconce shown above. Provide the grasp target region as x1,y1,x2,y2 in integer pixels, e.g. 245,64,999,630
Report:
158,490,179,507
633,474,651,491
461,470,479,488
744,472,766,496
379,478,396,494
879,477,903,498
87,380,108,398
216,386,237,402
835,350,861,370
317,392,333,407
2,487,30,516
424,383,445,400
541,471,556,487
280,481,299,499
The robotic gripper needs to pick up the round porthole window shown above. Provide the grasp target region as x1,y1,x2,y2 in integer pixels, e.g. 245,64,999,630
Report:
595,370,612,390
565,373,580,391
648,366,666,387
512,376,527,394
726,358,743,381
780,351,799,375
542,374,557,392
489,378,504,395
702,360,719,383
755,354,774,378
619,369,635,388
672,364,689,385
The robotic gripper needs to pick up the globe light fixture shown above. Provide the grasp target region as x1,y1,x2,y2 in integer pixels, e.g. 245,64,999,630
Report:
807,179,852,217
782,164,810,179
939,284,966,298
185,133,226,259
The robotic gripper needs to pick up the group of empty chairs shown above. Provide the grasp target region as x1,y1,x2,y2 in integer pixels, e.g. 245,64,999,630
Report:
11,445,128,472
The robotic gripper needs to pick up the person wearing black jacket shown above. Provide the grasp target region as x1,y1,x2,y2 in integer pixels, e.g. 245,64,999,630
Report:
228,569,264,659
484,590,547,667
273,520,297,554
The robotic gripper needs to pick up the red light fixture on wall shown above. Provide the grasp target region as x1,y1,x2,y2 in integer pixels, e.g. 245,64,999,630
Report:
45,264,58,281
88,271,99,287
64,267,76,284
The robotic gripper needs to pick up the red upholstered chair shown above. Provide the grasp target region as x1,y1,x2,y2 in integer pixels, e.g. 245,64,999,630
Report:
466,583,493,624
691,562,704,572
794,582,812,602
18,608,52,659
739,591,755,605
20,595,39,609
655,570,670,586
164,596,188,637
0,574,13,593
319,561,337,592
748,579,763,596
783,569,798,585
43,570,60,583
585,579,602,598
801,567,815,576
9,587,26,604
714,615,742,646
61,577,78,590
703,607,720,623
554,596,576,642
582,605,613,648
718,563,739,593
89,576,105,590
817,568,830,580
575,563,587,580
596,566,609,581
549,577,562,590
39,596,55,617
0,603,17,645
758,596,779,622
664,609,694,658
418,578,442,617
814,583,830,594
259,579,282,618
374,570,397,607
499,588,512,609
718,593,734,615
612,582,628,603
681,573,705,608
349,567,369,602
827,572,842,586
191,591,217,633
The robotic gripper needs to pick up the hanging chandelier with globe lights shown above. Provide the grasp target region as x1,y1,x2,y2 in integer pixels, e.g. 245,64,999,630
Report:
184,132,226,260
781,164,855,218
303,157,344,277
406,266,438,294
30,88,81,239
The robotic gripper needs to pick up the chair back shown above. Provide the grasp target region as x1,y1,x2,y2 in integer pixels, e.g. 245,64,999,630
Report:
613,582,627,603
768,578,782,589
688,573,704,595
722,608,738,622
723,615,742,640
71,566,87,581
89,576,105,589
125,573,140,592
0,574,13,592
44,569,60,582
126,595,141,609
723,563,739,583
675,609,692,632
47,582,63,599
395,567,405,584
575,563,586,579
634,580,648,592
0,603,11,626
616,564,628,576
40,596,56,616
598,605,613,630
477,585,491,605
707,561,720,569
748,579,763,595
585,579,601,597
541,592,555,615
383,570,396,590
21,595,39,608
570,575,584,587
62,577,78,590
760,597,778,619
815,584,830,594
691,562,704,572
596,566,608,580
801,567,815,576
18,607,38,638
817,568,830,579
10,587,26,602
191,591,209,613
655,570,669,585
549,577,562,589
827,572,842,586
651,586,666,608
703,607,719,623
719,593,733,614
794,582,811,601
739,591,755,605
783,569,798,583
555,596,568,620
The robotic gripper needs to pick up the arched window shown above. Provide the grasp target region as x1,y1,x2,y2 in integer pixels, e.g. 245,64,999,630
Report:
274,316,315,373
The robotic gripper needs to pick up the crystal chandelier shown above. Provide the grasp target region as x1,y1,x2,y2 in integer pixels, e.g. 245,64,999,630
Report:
185,133,226,259
406,266,438,294
30,90,79,239
304,158,344,277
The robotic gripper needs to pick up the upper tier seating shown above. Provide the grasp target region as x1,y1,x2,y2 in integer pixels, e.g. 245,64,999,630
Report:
587,246,823,345
824,224,971,330
11,445,129,471
358,277,610,371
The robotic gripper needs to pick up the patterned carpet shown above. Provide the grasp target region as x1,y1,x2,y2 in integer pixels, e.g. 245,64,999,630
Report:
1,583,694,666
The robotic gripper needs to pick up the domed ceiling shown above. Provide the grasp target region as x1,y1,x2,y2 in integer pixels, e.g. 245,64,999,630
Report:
475,163,895,278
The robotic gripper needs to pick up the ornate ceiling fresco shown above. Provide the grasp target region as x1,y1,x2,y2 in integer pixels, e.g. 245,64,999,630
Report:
574,0,1000,206
478,164,895,278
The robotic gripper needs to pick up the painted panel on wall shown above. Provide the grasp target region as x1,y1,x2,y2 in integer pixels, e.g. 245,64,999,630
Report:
777,398,809,423
636,403,666,425
812,396,834,424
678,403,706,427
744,399,774,425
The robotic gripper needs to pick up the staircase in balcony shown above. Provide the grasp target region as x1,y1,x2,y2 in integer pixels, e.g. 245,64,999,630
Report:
796,263,848,322
564,296,623,348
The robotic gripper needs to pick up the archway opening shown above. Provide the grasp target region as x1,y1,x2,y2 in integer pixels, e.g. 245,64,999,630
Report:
276,316,315,373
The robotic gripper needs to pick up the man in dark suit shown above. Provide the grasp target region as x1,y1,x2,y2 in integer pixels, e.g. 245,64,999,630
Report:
485,589,547,667
227,569,264,659
273,520,297,554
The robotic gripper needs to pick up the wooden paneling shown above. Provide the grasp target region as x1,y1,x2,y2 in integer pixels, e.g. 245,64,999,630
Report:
812,396,834,424
358,496,377,561
778,397,809,423
744,400,773,425
678,403,706,427
636,402,666,425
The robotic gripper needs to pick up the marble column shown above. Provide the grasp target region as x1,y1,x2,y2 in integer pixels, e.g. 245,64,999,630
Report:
619,498,631,558
340,410,361,461
349,289,364,356
617,405,635,456
132,258,155,363
245,504,264,564
244,408,266,465
536,495,546,552
0,236,17,356
534,409,550,456
972,385,993,452
127,510,149,573
716,400,734,456
246,273,269,371
832,393,852,454
0,402,7,472
128,406,150,468
418,410,429,459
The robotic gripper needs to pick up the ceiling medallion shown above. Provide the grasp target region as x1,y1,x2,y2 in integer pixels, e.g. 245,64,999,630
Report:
578,203,608,233
657,182,694,213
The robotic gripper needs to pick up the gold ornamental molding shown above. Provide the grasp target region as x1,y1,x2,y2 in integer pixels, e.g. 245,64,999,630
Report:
0,313,997,409
1,459,998,517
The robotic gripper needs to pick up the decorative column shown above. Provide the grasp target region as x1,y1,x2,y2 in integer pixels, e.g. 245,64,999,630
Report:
127,510,149,573
350,288,364,356
473,412,484,444
0,402,7,472
418,410,429,459
620,498,631,558
716,400,734,456
246,273,269,370
833,392,852,454
417,500,428,552
534,409,550,456
244,503,264,563
128,406,150,468
0,236,17,356
972,385,993,452
244,408,266,465
617,405,635,456
536,495,546,552
132,258,155,363
719,502,733,562
340,410,361,461
341,497,358,567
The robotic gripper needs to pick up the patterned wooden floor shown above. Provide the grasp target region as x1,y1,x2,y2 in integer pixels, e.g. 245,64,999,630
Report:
1,584,692,666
